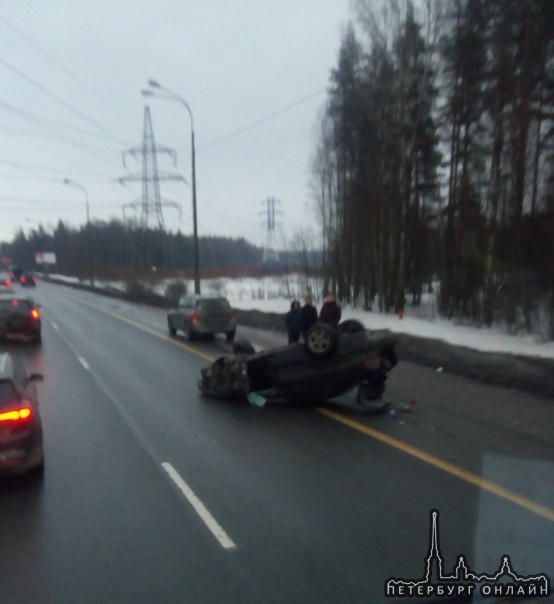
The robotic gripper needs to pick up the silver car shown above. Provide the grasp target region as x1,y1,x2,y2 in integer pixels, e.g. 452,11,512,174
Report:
167,295,237,341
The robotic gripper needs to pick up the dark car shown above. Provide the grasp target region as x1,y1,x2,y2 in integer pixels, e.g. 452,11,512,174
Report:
0,353,44,476
0,271,13,291
19,273,36,287
9,267,24,282
168,295,237,340
0,294,42,343
198,320,398,406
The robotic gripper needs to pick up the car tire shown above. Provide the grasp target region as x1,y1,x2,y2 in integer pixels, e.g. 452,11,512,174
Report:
168,320,177,336
304,323,338,359
226,330,236,341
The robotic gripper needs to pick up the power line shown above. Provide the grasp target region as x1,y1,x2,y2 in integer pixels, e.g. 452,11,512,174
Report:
0,16,137,129
1,129,117,169
0,57,133,147
0,100,119,140
197,88,326,151
0,157,113,180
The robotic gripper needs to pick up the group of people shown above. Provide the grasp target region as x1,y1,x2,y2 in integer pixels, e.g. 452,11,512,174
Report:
284,292,342,344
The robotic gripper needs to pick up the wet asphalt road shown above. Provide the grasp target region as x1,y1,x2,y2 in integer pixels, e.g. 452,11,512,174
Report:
0,281,552,604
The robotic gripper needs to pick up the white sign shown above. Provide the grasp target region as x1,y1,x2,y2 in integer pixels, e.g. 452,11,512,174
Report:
35,252,56,265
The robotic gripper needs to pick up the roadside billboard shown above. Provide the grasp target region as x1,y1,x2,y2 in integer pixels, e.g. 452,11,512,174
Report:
35,252,57,265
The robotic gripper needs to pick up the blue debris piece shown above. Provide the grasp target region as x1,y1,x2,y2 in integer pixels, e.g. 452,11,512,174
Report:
247,392,267,408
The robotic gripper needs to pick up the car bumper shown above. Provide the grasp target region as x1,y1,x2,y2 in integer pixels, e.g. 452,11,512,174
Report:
0,437,43,475
0,330,40,342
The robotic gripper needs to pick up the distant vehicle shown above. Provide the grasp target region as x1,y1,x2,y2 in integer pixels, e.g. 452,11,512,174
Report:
0,294,42,343
19,273,36,287
198,320,398,406
9,267,23,282
168,295,237,341
0,352,44,476
0,271,13,290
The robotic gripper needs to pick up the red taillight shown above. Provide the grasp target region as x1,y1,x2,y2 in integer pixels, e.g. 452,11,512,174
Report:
20,277,26,283
30,308,40,320
363,358,381,371
0,407,33,422
190,313,199,324
6,280,12,287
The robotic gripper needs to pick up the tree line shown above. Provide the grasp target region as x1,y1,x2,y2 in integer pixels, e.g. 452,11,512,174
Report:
7,219,264,278
311,0,554,337
5,219,317,280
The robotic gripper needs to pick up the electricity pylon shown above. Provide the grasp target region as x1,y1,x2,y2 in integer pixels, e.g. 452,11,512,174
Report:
260,197,282,270
118,105,183,229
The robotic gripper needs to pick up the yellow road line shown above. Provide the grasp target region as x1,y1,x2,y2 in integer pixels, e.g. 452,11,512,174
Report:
317,407,554,522
60,288,554,523
60,291,215,362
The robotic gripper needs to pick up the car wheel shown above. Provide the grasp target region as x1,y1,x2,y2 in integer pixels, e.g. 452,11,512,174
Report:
226,330,236,341
304,323,338,359
168,320,177,336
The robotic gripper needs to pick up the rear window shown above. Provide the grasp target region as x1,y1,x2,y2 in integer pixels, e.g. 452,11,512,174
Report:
0,380,19,409
196,299,231,313
0,299,31,312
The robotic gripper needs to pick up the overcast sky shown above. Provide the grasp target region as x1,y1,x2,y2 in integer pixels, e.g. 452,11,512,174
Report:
0,1,353,249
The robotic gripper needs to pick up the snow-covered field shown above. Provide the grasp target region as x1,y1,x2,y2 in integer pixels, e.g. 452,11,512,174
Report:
48,273,554,360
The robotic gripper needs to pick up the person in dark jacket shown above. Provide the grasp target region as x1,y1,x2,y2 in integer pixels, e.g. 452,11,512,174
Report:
300,295,318,340
285,300,303,344
319,292,341,327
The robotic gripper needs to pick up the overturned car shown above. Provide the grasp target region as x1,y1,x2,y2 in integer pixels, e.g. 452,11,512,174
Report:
198,321,398,406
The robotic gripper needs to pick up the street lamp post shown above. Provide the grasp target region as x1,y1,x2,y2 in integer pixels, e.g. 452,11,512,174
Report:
63,178,94,287
142,80,200,294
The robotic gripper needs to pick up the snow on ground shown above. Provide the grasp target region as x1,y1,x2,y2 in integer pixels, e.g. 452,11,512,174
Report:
46,273,554,360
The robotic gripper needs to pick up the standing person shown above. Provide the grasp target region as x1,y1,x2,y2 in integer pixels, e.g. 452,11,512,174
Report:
285,300,303,344
300,295,318,340
319,292,341,327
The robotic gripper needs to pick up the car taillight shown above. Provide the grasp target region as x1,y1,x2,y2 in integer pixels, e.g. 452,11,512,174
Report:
30,308,40,320
190,313,199,324
363,358,381,371
0,406,33,423
6,280,12,287
20,277,26,283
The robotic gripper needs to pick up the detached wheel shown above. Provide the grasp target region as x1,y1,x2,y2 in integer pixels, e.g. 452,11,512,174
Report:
304,323,338,359
233,338,256,355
